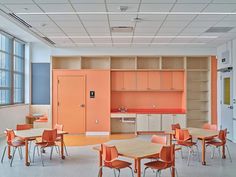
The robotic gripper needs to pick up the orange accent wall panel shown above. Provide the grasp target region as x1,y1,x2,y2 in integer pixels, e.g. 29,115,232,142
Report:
160,72,172,90
111,72,124,91
111,92,183,109
137,72,148,90
211,56,218,125
172,71,184,90
53,70,110,133
148,72,161,90
123,72,136,90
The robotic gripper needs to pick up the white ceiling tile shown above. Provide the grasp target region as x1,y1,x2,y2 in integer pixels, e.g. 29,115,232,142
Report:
113,38,132,43
134,31,157,36
109,14,137,21
110,21,135,27
162,21,189,28
166,15,196,21
134,27,158,33
70,0,104,3
106,0,140,3
214,21,236,27
17,14,51,22
73,4,106,12
159,27,183,33
79,15,107,21
142,0,176,3
37,27,63,33
0,0,33,3
171,38,193,43
107,4,139,12
92,38,112,43
86,27,110,33
49,15,79,21
182,27,209,33
188,20,219,28
135,21,163,27
203,4,236,12
152,38,173,43
38,3,74,12
43,32,65,36
171,4,207,12
195,15,226,21
4,4,42,13
191,38,215,43
55,21,83,27
132,38,152,43
34,0,69,3
65,31,88,35
76,43,94,47
72,38,92,43
140,4,173,12
138,15,167,21
52,38,72,43
83,21,109,27
61,27,87,33
179,31,202,35
112,32,133,36
212,0,236,3
223,15,236,21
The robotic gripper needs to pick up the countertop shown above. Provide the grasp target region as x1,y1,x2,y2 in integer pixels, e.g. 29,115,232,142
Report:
111,108,186,114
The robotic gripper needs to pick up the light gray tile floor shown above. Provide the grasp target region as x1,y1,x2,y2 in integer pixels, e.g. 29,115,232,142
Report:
0,135,235,177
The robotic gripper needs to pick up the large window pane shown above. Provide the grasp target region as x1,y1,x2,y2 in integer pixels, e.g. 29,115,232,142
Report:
0,89,11,105
14,56,24,73
0,53,11,70
13,73,24,103
14,41,24,57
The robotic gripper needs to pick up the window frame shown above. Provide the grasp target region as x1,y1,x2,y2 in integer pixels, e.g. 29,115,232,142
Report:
0,30,25,106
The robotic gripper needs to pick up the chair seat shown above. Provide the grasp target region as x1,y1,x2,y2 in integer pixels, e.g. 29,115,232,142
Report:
147,154,160,159
206,140,224,147
177,141,196,147
104,160,132,169
144,160,171,170
35,142,56,147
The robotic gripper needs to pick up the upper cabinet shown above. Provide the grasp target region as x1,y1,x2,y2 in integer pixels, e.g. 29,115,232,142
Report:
172,71,184,90
137,72,148,90
123,72,136,90
160,72,172,90
111,72,124,91
148,72,161,90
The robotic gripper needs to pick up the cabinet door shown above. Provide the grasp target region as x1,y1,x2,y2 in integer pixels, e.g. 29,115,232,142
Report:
160,72,172,90
137,72,148,90
123,72,136,90
161,114,174,131
148,114,161,131
136,114,149,131
172,71,184,90
148,72,161,90
173,114,186,128
111,72,124,91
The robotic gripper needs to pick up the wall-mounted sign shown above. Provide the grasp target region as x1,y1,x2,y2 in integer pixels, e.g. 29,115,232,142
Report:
221,50,230,64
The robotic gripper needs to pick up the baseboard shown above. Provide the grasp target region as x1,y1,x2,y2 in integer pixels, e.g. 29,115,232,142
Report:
86,132,110,136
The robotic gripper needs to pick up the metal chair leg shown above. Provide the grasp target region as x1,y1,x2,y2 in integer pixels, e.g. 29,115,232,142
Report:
63,142,69,156
226,145,232,163
40,148,44,166
128,166,134,177
33,145,37,163
113,169,117,177
1,145,7,163
211,146,215,159
180,147,184,159
143,167,149,177
18,147,23,160
218,147,221,158
117,169,120,177
10,147,17,167
187,147,191,166
195,145,200,162
50,147,54,160
97,166,103,177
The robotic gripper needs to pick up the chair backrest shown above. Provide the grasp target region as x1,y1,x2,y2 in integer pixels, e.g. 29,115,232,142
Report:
101,144,118,163
42,129,57,143
176,129,191,141
5,129,16,144
171,123,181,131
218,129,227,143
159,144,175,164
55,124,63,131
151,135,167,145
16,124,32,130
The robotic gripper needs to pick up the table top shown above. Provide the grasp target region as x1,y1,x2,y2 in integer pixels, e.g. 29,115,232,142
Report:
187,127,219,139
94,139,163,159
15,128,67,139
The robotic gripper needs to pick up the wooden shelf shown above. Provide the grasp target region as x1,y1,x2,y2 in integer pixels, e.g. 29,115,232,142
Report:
187,57,209,70
137,56,160,69
52,56,81,69
81,56,110,69
111,56,136,69
162,56,185,69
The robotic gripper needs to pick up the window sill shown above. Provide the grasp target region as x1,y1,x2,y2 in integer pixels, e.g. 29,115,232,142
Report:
0,103,29,109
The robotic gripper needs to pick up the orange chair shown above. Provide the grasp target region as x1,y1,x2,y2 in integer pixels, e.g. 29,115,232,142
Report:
97,144,134,177
1,129,25,167
148,135,168,159
54,124,68,156
171,123,181,140
32,129,60,166
176,129,200,166
143,144,177,177
206,129,232,162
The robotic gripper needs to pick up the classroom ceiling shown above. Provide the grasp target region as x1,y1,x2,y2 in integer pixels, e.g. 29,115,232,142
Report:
1,0,236,48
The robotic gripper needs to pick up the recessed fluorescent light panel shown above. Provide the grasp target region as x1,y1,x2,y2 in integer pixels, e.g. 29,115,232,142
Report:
205,27,234,33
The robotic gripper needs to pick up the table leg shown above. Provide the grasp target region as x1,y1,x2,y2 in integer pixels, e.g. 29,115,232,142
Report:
61,134,65,159
99,150,103,177
8,146,11,159
134,159,138,173
135,159,141,177
222,144,226,159
172,145,175,177
170,133,173,145
202,139,206,165
25,139,30,166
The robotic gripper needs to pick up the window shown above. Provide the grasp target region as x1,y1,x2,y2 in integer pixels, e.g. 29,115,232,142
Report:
0,32,25,105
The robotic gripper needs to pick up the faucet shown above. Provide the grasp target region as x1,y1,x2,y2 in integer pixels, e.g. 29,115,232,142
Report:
118,106,127,113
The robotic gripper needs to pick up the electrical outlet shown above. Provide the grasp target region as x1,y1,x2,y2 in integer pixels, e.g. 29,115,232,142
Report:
95,120,99,124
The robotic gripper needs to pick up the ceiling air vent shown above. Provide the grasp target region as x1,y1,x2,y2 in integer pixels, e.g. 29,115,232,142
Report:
111,26,133,33
205,27,234,33
42,37,56,45
9,13,32,28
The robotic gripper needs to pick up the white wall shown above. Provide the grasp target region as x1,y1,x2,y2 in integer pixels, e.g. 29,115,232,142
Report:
0,105,29,135
217,38,236,143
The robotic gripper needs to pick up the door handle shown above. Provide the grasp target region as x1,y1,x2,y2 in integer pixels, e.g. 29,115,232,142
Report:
80,104,85,108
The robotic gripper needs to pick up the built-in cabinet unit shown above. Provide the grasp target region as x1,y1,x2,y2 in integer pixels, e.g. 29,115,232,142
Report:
161,114,187,131
51,55,215,132
136,114,161,132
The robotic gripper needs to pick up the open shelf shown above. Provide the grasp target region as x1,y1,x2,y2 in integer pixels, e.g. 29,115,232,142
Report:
162,56,185,69
81,56,110,69
137,56,160,69
52,56,81,69
111,56,136,69
187,57,209,70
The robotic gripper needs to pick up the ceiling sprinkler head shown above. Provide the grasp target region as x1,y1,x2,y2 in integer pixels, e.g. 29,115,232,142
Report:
132,17,143,22
119,6,128,12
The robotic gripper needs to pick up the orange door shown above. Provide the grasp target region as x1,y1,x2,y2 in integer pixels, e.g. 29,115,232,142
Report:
137,72,148,90
148,72,161,90
111,72,124,91
172,71,184,90
123,72,136,90
57,75,86,134
160,72,172,90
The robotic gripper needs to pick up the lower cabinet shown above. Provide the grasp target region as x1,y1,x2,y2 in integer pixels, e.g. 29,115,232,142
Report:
136,114,161,132
161,114,186,131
